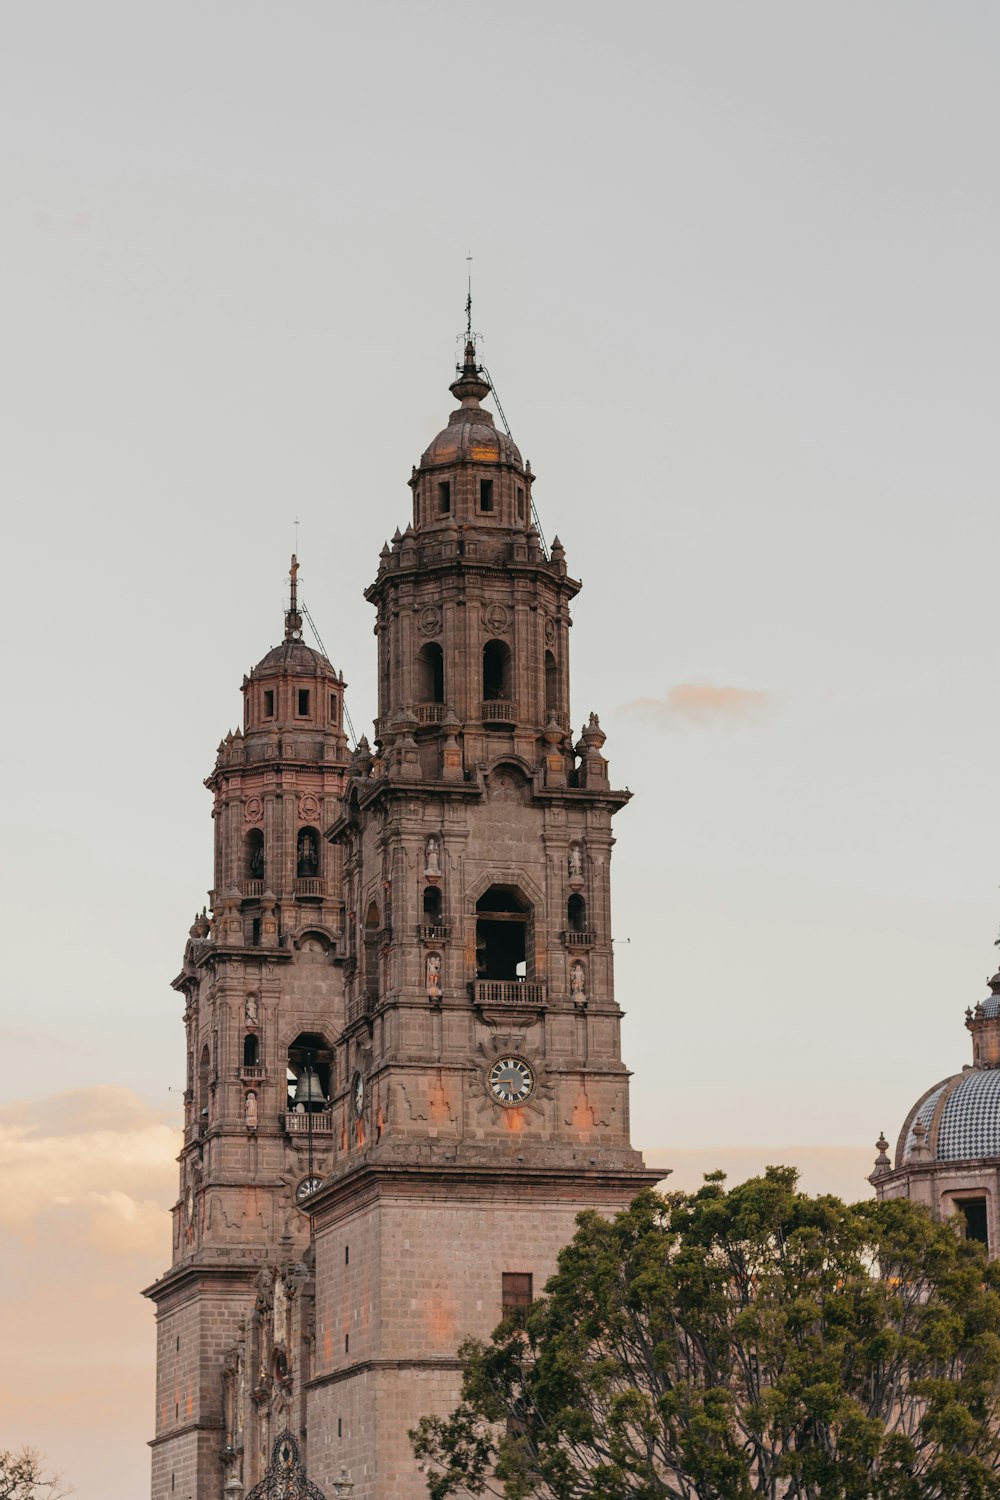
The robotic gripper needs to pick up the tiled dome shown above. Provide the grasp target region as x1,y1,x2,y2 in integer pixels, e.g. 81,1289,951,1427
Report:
899,1068,1000,1164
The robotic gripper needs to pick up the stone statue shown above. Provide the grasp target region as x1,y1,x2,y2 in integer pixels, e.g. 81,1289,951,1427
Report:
568,845,583,880
245,1090,258,1130
244,993,259,1025
424,835,442,876
570,961,586,1002
426,952,442,1000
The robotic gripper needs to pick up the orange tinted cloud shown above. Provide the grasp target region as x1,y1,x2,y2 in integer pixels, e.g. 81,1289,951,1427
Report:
622,682,776,728
0,1088,178,1500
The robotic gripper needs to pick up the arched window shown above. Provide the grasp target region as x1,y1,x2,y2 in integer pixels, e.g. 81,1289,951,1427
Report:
364,901,381,998
297,827,321,878
545,650,558,719
416,642,445,705
423,885,442,923
198,1044,210,1125
482,640,511,702
567,893,587,933
286,1032,332,1113
245,829,264,881
476,885,530,981
243,1034,260,1068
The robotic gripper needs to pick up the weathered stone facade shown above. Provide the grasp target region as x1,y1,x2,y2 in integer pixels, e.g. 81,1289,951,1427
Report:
145,342,658,1500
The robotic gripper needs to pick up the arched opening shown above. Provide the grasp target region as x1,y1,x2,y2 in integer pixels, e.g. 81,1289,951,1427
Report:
286,1031,332,1112
198,1044,210,1125
364,901,381,998
476,885,530,981
423,885,443,923
297,827,321,877
245,828,264,881
482,639,511,702
243,1033,260,1068
416,642,445,705
567,893,587,933
545,651,558,718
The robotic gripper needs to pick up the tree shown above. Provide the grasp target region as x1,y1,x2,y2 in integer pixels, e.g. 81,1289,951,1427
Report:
411,1169,1000,1500
0,1449,67,1500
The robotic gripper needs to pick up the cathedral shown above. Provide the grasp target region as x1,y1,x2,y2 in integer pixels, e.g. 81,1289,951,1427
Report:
144,336,660,1500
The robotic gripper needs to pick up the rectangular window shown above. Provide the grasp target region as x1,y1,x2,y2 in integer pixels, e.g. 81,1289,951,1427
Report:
439,480,451,515
960,1197,989,1247
263,689,275,717
330,692,337,722
516,486,525,521
338,1418,342,1438
502,1271,533,1323
345,1244,349,1265
480,478,494,512
345,1333,350,1353
297,688,310,717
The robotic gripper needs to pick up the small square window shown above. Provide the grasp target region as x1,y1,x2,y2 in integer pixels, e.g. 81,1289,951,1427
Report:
263,689,275,718
439,481,451,515
297,689,310,717
480,478,494,513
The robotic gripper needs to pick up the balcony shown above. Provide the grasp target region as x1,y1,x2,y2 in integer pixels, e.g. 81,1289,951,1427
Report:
242,880,265,899
240,1065,266,1081
414,703,448,725
346,991,375,1026
481,699,517,724
417,923,450,942
294,877,326,898
562,931,596,947
472,978,547,1008
284,1111,334,1136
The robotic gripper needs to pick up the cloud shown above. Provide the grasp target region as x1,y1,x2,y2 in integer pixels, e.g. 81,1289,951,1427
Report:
0,1087,179,1498
34,206,91,237
621,682,776,729
0,1086,178,1245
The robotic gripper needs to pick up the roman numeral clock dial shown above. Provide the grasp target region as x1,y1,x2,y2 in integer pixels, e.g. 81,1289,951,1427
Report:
488,1057,534,1107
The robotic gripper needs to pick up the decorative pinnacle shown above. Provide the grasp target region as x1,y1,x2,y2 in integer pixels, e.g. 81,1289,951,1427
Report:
285,553,303,641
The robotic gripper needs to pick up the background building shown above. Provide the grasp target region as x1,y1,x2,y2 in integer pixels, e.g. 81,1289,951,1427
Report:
871,943,1000,1252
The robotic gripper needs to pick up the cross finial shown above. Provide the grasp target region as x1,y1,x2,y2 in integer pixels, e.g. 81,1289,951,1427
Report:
285,553,303,641
466,251,473,341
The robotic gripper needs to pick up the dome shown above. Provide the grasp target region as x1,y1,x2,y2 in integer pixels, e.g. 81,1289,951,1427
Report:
251,639,335,678
418,338,523,472
898,1068,1000,1165
420,410,523,471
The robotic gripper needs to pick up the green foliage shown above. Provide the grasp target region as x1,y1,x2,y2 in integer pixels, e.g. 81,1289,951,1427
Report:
0,1450,67,1500
410,1169,1000,1499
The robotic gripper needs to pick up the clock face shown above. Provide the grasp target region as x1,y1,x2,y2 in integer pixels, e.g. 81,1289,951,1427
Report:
352,1071,364,1119
489,1056,535,1107
296,1176,322,1203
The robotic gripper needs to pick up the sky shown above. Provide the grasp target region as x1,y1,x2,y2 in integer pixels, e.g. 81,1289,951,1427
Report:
2,3,1000,1495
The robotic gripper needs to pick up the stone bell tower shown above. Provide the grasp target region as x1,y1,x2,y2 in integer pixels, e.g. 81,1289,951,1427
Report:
303,341,658,1500
144,561,351,1500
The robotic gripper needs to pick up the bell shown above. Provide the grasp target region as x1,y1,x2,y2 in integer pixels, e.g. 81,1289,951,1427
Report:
292,1067,327,1108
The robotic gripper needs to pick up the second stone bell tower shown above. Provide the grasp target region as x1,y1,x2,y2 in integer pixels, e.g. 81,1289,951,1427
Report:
303,341,658,1499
